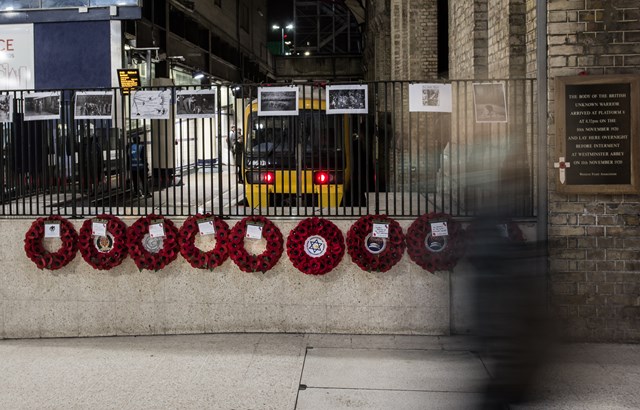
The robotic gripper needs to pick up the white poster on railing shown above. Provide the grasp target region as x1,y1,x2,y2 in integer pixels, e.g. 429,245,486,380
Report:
409,83,452,112
23,91,61,121
0,24,34,90
130,89,172,119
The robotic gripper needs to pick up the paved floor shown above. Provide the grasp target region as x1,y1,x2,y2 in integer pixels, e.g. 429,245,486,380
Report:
0,333,638,409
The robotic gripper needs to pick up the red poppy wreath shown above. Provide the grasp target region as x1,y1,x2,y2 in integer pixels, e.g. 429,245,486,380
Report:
228,216,283,273
78,214,128,270
406,212,465,273
126,214,179,271
178,214,230,270
24,215,78,270
287,217,345,275
346,214,405,272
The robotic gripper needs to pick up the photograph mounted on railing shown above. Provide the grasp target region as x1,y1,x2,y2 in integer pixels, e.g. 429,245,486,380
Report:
555,75,640,194
472,83,507,123
257,86,298,116
131,89,171,119
74,91,113,120
0,94,13,122
23,91,60,121
326,84,368,114
175,89,216,119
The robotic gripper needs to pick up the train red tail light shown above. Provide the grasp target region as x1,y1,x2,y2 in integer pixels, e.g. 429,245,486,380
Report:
313,171,331,185
263,172,275,184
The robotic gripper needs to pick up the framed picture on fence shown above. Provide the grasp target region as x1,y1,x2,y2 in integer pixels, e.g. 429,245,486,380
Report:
473,83,508,123
130,90,172,120
74,91,113,120
23,92,61,121
258,86,299,116
0,95,13,123
326,84,368,114
176,89,217,119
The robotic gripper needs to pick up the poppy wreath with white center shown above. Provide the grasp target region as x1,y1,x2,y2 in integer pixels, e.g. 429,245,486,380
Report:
78,214,128,270
24,216,78,270
346,214,405,273
228,216,283,273
406,212,465,273
126,214,180,271
287,217,345,275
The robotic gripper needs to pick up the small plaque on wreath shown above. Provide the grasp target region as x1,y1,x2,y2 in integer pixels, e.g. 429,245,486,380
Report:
372,220,389,238
304,235,328,258
430,221,449,237
364,233,387,255
198,217,216,236
94,233,115,254
246,222,264,240
149,220,165,238
92,219,108,237
44,221,61,238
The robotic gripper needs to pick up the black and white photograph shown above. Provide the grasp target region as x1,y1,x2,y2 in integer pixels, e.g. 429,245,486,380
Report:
326,84,368,114
473,82,508,123
131,90,172,120
74,91,113,120
409,83,452,112
23,92,61,121
258,86,298,116
0,94,13,123
176,89,216,119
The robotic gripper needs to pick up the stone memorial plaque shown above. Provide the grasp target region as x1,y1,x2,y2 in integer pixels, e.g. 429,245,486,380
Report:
556,75,640,194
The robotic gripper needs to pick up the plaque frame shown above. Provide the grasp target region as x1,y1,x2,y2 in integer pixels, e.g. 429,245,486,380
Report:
555,75,640,194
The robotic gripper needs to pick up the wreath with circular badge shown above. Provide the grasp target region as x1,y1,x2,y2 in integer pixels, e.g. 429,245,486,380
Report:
178,214,230,270
126,214,180,271
287,217,345,275
406,212,465,273
24,216,78,270
228,216,284,273
346,214,406,272
78,214,128,270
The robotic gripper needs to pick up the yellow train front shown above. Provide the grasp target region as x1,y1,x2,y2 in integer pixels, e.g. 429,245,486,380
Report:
242,87,351,208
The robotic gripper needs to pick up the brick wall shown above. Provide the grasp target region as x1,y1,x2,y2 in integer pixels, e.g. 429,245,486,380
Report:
547,0,640,341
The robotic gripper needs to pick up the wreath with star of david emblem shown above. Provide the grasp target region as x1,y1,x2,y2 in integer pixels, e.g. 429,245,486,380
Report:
287,217,345,275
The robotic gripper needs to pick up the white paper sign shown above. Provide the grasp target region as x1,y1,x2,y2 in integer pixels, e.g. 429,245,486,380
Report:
430,221,449,237
92,219,108,237
149,221,166,238
246,223,263,240
44,221,61,238
198,219,216,236
372,222,389,238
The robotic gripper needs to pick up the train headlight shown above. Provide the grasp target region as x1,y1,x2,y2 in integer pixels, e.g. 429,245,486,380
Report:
313,171,332,185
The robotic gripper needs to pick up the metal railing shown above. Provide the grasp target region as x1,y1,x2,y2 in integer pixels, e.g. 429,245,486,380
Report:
0,79,537,219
